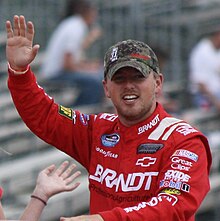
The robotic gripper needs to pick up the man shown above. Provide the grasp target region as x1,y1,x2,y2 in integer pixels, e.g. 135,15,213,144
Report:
40,0,103,106
189,29,220,112
6,15,212,221
0,161,80,221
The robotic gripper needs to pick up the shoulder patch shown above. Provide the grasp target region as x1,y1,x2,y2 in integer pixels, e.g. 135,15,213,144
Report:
58,105,73,120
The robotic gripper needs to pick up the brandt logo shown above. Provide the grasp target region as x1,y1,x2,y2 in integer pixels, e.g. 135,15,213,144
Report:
138,114,160,134
89,164,158,192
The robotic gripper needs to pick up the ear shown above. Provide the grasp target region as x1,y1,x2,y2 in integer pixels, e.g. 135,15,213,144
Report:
102,79,111,98
155,73,164,98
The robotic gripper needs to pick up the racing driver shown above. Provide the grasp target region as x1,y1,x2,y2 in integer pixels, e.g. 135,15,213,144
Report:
6,15,212,221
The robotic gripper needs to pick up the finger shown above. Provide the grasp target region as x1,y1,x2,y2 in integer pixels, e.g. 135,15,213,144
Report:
19,15,26,37
66,181,80,191
5,21,14,38
13,15,20,36
61,163,77,179
42,164,56,175
55,161,69,176
65,171,81,185
26,21,35,42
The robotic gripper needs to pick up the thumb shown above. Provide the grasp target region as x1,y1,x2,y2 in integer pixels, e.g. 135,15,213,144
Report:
31,44,40,58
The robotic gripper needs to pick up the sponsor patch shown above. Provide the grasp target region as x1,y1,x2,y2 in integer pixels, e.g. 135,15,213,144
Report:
101,133,120,147
137,143,164,154
159,179,190,192
176,124,198,136
58,105,73,120
171,156,193,171
161,188,181,195
95,146,118,159
124,193,178,212
164,170,191,182
136,157,156,167
89,164,158,192
172,149,198,162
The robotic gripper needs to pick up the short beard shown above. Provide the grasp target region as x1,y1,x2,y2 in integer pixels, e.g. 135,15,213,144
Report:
116,102,153,125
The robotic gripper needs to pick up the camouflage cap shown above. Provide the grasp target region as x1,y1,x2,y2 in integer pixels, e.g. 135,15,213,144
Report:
104,39,160,79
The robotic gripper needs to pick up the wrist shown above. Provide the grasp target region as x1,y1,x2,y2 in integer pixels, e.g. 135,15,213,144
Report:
32,188,49,204
8,62,29,75
31,195,47,206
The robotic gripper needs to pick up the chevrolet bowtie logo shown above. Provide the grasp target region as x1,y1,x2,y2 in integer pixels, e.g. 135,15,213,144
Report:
136,157,157,167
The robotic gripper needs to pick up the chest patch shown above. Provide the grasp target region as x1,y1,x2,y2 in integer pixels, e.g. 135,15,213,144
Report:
137,143,164,154
101,133,120,147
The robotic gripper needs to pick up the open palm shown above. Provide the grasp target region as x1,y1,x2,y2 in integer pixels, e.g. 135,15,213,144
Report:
36,161,81,200
6,15,39,70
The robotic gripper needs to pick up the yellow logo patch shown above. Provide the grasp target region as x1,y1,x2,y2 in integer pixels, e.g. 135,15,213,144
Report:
58,105,73,120
161,188,181,195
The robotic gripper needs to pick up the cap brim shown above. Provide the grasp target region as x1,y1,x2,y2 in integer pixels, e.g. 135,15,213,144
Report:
107,60,150,80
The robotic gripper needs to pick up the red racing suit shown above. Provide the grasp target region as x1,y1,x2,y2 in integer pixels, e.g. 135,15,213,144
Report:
8,68,212,221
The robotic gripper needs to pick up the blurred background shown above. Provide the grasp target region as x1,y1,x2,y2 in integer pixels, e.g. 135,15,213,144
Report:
0,0,220,220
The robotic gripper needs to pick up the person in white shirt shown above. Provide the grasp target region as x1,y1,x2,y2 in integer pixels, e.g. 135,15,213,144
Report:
41,0,104,106
189,29,220,112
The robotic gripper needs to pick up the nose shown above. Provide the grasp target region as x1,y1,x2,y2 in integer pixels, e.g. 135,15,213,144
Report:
123,78,135,89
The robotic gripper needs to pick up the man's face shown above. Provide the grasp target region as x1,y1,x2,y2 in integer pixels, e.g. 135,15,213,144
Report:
103,67,163,126
86,8,97,26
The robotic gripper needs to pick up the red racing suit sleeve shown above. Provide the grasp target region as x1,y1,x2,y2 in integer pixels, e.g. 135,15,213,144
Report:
99,136,211,221
8,67,93,169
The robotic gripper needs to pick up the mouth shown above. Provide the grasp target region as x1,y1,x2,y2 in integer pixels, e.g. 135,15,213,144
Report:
122,94,139,103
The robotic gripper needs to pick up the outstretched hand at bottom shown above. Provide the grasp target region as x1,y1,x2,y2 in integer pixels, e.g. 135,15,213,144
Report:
32,161,81,203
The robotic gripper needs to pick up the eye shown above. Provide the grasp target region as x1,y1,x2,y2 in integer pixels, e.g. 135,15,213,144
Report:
133,73,145,81
112,75,124,83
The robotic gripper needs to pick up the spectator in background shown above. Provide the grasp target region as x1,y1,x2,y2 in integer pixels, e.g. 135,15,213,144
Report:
40,0,104,107
189,29,220,112
0,161,80,221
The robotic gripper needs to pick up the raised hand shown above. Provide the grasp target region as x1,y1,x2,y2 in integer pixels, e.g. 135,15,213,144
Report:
6,15,40,71
32,161,81,203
